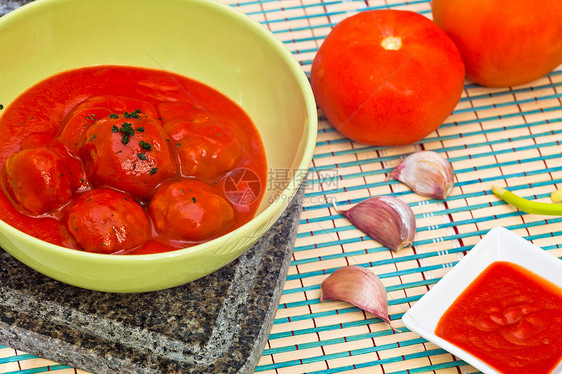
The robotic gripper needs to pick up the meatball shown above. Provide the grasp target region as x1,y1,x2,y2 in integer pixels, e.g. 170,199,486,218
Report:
164,119,243,182
74,95,159,120
81,115,177,200
2,147,72,215
65,189,150,254
58,107,113,155
19,133,90,192
149,179,235,242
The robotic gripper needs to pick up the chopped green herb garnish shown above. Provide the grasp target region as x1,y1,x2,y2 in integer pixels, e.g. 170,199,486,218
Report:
122,134,130,145
123,109,142,119
150,168,158,175
139,141,152,151
136,127,144,132
109,113,119,119
112,125,119,133
0,104,3,110
192,197,196,203
89,135,96,142
119,122,135,136
137,153,147,160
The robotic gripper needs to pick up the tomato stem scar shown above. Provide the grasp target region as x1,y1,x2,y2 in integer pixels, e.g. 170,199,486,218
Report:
381,36,402,50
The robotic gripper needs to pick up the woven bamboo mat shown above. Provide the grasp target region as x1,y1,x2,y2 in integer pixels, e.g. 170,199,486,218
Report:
2,0,562,373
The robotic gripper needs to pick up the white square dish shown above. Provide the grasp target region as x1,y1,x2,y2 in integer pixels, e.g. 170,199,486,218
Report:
402,226,562,374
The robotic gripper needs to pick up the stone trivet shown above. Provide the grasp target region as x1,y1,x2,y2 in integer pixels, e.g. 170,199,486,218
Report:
0,0,31,16
0,185,304,373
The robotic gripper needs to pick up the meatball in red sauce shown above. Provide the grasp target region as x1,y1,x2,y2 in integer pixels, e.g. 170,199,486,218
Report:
81,113,177,200
65,189,150,254
149,179,235,242
2,147,72,215
164,119,243,182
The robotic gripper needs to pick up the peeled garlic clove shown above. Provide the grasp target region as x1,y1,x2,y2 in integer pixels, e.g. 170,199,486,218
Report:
389,151,454,199
340,196,415,252
321,266,391,325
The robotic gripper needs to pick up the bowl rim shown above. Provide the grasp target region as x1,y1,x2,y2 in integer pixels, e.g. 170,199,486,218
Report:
0,0,318,264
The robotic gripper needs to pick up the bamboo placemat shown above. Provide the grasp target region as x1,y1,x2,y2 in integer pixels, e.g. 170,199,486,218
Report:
1,0,562,373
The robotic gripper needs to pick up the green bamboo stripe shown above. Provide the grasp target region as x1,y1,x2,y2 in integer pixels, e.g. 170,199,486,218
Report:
0,354,37,364
310,124,562,172
257,346,447,372
385,361,476,374
454,92,562,115
267,318,383,341
299,186,553,240
256,337,432,371
278,277,441,312
302,179,561,225
287,229,562,286
302,170,562,214
314,100,562,138
305,349,463,374
263,329,400,356
255,0,431,28
1,366,71,374
312,117,562,161
294,209,562,253
297,209,525,240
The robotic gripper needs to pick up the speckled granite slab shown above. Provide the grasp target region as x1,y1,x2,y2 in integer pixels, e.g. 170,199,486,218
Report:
0,0,30,16
0,187,303,373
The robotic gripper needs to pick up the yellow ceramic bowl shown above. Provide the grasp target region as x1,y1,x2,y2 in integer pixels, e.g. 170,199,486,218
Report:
0,0,317,292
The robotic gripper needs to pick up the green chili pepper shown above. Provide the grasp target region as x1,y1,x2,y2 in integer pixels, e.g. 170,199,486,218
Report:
492,186,562,215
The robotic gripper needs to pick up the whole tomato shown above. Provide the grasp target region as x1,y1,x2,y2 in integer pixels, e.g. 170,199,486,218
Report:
310,10,465,146
432,0,562,87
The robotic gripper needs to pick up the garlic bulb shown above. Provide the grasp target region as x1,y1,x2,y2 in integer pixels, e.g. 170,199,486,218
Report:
321,266,391,325
339,196,416,252
389,151,454,199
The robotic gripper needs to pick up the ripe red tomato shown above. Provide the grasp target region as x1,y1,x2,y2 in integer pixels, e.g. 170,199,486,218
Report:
310,10,465,146
432,0,562,87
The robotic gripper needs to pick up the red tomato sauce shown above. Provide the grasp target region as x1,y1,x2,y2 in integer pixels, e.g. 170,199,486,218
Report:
0,66,267,255
435,261,562,374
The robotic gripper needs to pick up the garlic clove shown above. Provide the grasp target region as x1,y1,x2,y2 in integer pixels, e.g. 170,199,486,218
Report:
320,265,391,325
339,196,416,252
389,151,454,200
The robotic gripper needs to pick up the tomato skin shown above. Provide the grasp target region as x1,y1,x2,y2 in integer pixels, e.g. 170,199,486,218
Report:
2,147,72,215
432,0,562,87
149,179,235,242
310,10,465,146
65,189,150,254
